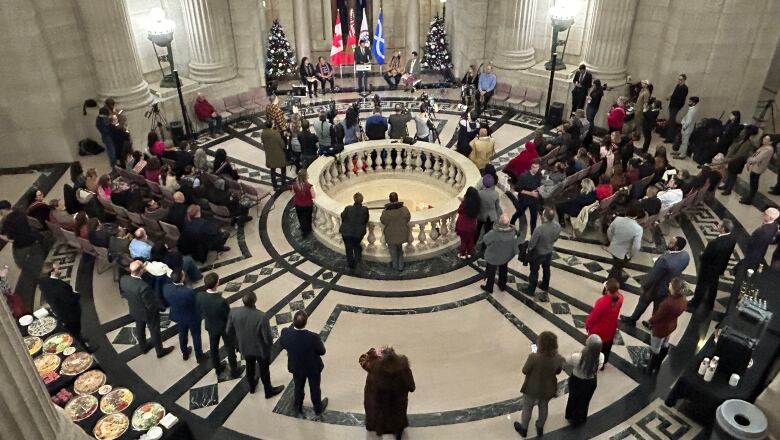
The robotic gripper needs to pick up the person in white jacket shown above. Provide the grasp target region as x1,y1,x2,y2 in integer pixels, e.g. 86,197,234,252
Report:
673,96,699,159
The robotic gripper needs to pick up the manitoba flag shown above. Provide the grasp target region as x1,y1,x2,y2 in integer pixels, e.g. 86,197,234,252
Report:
343,9,356,65
330,11,344,66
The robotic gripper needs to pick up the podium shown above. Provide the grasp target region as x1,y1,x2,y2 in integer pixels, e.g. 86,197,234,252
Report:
355,64,372,72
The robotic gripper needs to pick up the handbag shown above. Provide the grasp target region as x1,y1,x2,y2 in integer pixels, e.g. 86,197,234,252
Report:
76,188,95,204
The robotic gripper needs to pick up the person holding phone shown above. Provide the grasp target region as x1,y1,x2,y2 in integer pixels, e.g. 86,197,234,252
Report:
514,331,565,438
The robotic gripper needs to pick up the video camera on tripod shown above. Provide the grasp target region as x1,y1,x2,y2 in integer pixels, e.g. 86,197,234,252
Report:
417,92,438,119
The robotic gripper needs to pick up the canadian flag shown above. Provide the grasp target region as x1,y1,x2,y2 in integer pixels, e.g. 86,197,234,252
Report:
330,11,344,66
343,9,356,65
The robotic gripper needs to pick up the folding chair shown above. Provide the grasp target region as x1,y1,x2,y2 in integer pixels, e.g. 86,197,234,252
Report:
158,222,181,249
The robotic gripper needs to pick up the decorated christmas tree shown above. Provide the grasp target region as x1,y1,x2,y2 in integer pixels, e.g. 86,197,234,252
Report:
265,19,296,80
421,16,453,71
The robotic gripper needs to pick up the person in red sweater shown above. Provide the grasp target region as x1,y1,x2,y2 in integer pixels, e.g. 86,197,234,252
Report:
607,99,626,133
194,93,224,137
645,277,687,374
585,278,624,370
595,175,614,201
455,187,480,258
290,170,315,237
503,134,543,183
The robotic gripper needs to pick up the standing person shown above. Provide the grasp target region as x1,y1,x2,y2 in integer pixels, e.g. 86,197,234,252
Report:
380,192,411,271
355,39,372,93
716,111,743,156
511,160,542,234
287,114,303,172
225,292,285,397
663,74,689,142
585,278,624,369
476,64,497,113
266,95,287,131
633,80,651,137
298,119,319,168
455,187,480,258
739,208,780,272
456,111,478,156
468,127,496,171
564,334,604,426
513,331,565,438
586,79,604,128
365,107,389,140
687,220,736,312
339,192,370,269
606,208,644,286
197,273,244,378
645,278,688,374
481,215,520,293
193,93,224,136
262,120,288,190
383,51,403,89
641,98,661,152
671,96,700,159
411,108,432,142
571,64,593,111
96,106,117,167
622,236,690,326
388,105,412,140
162,270,206,363
720,125,759,195
0,201,46,310
402,51,422,92
315,56,336,93
360,346,416,440
525,208,562,296
279,311,329,416
739,134,777,205
607,99,626,133
299,57,319,98
476,174,502,241
119,261,174,358
314,111,334,153
39,262,89,347
290,170,315,237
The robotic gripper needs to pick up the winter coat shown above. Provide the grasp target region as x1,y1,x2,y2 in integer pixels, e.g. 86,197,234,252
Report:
520,352,565,400
585,292,624,342
380,202,411,245
339,203,369,239
483,223,520,265
649,295,687,338
262,127,288,169
360,349,416,436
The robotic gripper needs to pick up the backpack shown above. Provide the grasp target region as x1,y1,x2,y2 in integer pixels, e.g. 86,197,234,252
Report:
78,138,105,156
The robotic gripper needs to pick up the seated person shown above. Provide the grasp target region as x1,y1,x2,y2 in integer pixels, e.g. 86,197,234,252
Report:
74,211,89,238
657,177,684,211
638,185,662,216
97,175,112,201
179,204,230,263
207,179,252,225
548,161,568,185
130,151,147,174
179,167,206,204
595,175,614,201
504,134,542,182
129,228,153,260
364,107,388,140
26,190,51,226
164,192,188,229
143,156,162,183
148,131,166,157
194,93,224,136
315,56,336,92
383,51,403,89
144,199,168,221
573,148,592,172
625,158,641,185
212,148,240,181
48,199,75,230
555,178,597,227
108,226,133,259
610,164,627,191
86,218,110,248
159,165,179,191
402,51,422,91
150,242,201,283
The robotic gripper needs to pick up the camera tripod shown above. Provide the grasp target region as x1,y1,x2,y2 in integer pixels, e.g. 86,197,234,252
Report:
145,102,169,139
756,99,776,133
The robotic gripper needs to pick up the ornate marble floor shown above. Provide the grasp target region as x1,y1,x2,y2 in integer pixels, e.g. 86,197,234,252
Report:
3,89,779,440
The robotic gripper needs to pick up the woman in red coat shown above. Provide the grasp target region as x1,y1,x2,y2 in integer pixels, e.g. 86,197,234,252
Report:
585,278,624,370
503,135,542,183
360,347,416,440
455,187,480,258
607,100,626,133
645,278,687,374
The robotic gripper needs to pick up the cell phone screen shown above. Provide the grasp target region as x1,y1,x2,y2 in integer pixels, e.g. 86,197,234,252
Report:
530,343,538,353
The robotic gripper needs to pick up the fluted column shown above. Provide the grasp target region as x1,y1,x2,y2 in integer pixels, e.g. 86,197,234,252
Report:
293,0,311,58
493,0,538,70
583,0,639,79
181,0,237,83
0,301,90,439
406,0,420,54
77,0,153,110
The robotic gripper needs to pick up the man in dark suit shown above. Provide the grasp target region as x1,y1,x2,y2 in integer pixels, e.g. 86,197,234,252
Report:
687,220,737,312
739,208,779,272
663,73,689,141
180,205,230,263
39,262,88,346
164,191,188,229
196,273,244,378
279,311,328,416
162,269,206,363
571,64,593,111
119,261,174,358
355,39,372,93
622,236,690,326
226,292,284,397
340,192,370,269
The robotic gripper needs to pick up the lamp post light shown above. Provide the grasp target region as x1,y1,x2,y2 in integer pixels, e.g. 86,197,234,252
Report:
544,1,576,121
147,8,193,141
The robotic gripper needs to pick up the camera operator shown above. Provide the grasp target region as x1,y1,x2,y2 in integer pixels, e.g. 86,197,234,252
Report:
412,107,433,143
365,107,388,140
388,104,412,140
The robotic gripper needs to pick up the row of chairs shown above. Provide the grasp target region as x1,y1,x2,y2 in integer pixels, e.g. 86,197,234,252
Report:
44,220,131,280
190,87,269,132
492,83,544,113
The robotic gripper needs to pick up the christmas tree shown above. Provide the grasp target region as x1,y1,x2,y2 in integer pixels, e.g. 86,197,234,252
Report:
265,19,296,80
421,16,453,71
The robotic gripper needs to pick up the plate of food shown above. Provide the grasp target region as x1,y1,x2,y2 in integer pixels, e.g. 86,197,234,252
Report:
43,333,74,354
74,370,106,395
93,413,129,440
61,351,93,376
24,336,42,355
64,394,99,422
34,353,61,375
100,388,133,414
131,402,166,431
27,316,57,337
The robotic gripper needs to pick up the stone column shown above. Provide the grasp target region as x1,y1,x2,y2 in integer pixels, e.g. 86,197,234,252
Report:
181,0,237,83
293,0,311,59
583,0,639,80
493,0,538,70
76,0,153,110
406,0,420,54
0,301,90,439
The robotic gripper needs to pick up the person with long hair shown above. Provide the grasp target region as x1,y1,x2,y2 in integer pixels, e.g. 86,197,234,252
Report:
514,331,565,437
143,156,162,182
97,175,112,201
159,164,178,191
555,178,597,228
288,113,303,172
586,278,624,370
299,57,318,98
148,130,166,156
74,211,89,238
70,161,86,189
360,346,416,440
564,334,604,425
290,170,315,237
645,277,688,374
456,187,480,258
343,105,360,145
193,148,210,173
213,148,240,181
26,190,50,226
